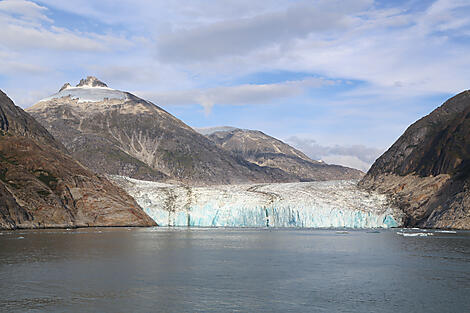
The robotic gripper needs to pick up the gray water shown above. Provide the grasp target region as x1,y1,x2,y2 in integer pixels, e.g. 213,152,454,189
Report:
0,228,469,313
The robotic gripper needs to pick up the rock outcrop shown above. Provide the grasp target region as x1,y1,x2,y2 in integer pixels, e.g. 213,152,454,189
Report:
201,127,364,181
0,90,156,229
360,91,470,229
27,77,296,185
77,76,108,88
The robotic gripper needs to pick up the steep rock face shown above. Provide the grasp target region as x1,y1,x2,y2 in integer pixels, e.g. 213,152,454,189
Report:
0,181,34,230
202,127,364,181
360,91,470,229
0,90,156,229
0,90,63,151
27,77,293,185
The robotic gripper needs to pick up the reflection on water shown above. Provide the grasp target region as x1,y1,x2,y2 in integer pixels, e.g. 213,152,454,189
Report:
0,228,469,313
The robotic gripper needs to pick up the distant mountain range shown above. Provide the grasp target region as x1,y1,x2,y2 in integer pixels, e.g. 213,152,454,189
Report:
0,90,155,229
360,90,470,229
27,76,363,185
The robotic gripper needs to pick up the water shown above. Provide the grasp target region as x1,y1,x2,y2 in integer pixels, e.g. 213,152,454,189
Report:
0,228,469,312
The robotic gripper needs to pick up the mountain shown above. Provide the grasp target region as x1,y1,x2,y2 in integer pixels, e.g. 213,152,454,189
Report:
360,90,470,229
27,77,295,185
198,127,364,181
0,89,63,151
0,90,156,229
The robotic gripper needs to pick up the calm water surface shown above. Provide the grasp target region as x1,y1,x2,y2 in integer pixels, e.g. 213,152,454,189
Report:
0,227,469,312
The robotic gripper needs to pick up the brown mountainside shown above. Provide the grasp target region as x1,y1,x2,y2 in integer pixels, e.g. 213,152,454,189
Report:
0,90,156,229
203,127,364,181
360,90,470,229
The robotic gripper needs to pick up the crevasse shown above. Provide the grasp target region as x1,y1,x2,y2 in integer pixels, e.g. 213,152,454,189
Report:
113,177,401,228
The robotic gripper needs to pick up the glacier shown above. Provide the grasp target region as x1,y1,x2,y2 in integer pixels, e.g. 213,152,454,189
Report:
112,177,402,228
39,86,128,103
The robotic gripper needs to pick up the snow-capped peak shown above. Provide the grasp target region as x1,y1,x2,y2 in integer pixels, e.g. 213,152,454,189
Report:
38,76,127,104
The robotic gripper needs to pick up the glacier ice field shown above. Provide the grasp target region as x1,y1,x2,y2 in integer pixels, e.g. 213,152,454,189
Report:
39,86,128,103
113,177,402,228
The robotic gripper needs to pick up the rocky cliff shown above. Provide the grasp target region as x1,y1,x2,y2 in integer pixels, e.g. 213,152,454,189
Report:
360,90,470,229
0,90,156,229
201,127,364,181
27,77,293,185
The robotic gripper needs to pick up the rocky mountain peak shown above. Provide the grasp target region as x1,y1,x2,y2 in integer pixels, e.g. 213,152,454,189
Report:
59,83,71,92
76,76,108,88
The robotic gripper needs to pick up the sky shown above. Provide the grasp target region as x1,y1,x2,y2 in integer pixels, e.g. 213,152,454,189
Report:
0,0,469,171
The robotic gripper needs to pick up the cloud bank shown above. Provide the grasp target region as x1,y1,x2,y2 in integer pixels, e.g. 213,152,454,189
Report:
139,77,334,114
286,136,384,172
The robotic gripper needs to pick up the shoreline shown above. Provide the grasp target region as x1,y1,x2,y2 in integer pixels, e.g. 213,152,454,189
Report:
2,225,468,231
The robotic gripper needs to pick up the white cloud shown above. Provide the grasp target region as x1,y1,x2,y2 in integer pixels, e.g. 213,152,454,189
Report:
156,1,367,62
0,50,47,75
322,155,371,172
285,136,384,171
1,23,107,51
0,58,48,74
147,0,470,99
0,0,51,23
0,1,132,52
5,0,470,99
137,77,334,114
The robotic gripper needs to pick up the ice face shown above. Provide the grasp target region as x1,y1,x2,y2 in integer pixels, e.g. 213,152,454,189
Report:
113,177,402,228
39,87,128,103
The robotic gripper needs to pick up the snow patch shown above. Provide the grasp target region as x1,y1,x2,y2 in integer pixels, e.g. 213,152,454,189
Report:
195,126,239,135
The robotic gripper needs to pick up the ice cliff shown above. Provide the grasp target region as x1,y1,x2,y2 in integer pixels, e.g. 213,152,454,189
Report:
113,177,402,228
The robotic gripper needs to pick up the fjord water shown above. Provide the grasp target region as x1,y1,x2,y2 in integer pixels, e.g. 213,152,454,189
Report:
0,228,469,313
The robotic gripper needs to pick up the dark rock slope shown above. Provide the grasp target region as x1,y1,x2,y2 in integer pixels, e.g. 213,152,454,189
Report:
0,90,156,229
360,90,470,229
27,77,293,185
203,127,364,181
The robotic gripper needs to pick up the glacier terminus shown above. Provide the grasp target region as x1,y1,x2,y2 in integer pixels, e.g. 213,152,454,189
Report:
113,177,402,228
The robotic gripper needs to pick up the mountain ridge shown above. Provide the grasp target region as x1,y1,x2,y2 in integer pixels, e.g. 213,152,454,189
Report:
27,78,295,185
202,127,364,181
360,90,470,229
0,90,156,229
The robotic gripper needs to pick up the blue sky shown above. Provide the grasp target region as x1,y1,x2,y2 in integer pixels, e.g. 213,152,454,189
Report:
0,0,469,171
